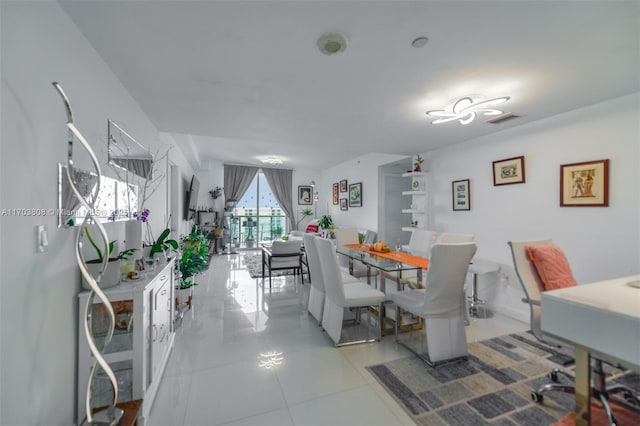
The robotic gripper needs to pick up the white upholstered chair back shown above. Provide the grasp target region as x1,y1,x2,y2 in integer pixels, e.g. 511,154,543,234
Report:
422,243,477,317
508,238,552,341
316,237,346,305
436,233,475,244
407,229,438,258
303,234,326,323
303,234,323,291
270,240,302,263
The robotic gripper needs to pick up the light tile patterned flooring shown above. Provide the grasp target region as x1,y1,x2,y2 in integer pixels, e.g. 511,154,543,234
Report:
147,251,528,426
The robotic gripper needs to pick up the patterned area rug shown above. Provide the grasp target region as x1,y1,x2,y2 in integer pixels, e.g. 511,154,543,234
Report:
243,254,305,279
367,331,639,426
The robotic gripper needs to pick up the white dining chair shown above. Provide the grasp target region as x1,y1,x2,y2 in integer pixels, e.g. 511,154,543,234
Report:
332,227,379,285
303,234,359,325
391,242,477,366
316,237,386,346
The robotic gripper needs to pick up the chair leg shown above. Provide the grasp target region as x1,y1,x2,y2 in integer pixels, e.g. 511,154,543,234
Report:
394,303,399,342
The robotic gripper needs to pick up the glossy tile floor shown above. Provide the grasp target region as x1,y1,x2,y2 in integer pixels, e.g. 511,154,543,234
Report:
147,251,528,426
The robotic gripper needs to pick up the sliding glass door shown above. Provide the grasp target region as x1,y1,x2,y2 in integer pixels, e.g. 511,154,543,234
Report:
234,172,285,248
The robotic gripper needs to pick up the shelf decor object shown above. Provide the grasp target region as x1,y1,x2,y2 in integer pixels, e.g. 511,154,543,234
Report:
560,159,609,207
53,82,123,425
452,179,471,211
493,155,526,186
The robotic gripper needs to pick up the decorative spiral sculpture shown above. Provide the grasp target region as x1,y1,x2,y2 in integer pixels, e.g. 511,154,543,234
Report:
52,82,123,425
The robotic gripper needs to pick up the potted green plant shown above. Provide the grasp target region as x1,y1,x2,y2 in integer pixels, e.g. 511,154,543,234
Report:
176,243,207,310
244,214,256,248
181,226,208,252
296,207,314,229
149,228,179,259
83,228,137,290
318,214,334,230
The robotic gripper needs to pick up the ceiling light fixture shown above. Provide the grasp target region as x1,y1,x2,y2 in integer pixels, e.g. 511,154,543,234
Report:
426,96,510,125
261,157,283,165
317,33,348,55
411,36,429,48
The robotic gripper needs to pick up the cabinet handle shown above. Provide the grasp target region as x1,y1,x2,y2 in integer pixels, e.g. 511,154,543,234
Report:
152,324,157,342
159,324,166,342
158,275,168,282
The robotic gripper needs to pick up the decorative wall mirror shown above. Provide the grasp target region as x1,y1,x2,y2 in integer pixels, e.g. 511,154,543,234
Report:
108,120,153,180
58,164,138,227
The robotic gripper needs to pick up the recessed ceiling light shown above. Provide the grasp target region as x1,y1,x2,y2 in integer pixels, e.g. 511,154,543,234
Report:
317,34,348,55
411,37,429,48
261,157,283,165
426,96,510,125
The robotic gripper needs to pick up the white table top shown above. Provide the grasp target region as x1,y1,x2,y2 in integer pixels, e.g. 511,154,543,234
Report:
541,274,640,369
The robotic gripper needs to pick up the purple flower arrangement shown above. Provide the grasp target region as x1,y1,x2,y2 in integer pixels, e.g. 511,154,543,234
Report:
133,208,150,223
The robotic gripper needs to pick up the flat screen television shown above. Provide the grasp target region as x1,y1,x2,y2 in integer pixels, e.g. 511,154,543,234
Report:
185,175,199,220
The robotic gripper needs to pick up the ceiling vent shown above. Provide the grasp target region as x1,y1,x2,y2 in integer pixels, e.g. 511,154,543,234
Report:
317,34,348,55
487,113,520,124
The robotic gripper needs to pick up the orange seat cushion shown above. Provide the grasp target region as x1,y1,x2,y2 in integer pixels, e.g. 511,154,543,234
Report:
526,243,577,291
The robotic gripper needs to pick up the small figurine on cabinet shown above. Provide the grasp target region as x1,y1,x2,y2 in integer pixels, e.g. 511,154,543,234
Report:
413,155,424,172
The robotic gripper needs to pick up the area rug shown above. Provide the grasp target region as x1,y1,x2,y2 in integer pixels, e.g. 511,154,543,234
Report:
367,331,639,426
242,254,307,279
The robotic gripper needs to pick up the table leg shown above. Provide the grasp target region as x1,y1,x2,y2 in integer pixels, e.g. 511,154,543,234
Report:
574,347,591,426
261,249,265,278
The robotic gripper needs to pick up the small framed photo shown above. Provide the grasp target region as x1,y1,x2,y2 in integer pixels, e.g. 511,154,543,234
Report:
560,159,609,207
332,183,339,205
340,179,348,192
340,198,348,211
452,179,471,211
493,156,525,186
298,185,313,205
348,182,362,207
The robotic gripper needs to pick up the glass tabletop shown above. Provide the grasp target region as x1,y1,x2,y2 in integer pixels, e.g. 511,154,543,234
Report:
336,245,421,273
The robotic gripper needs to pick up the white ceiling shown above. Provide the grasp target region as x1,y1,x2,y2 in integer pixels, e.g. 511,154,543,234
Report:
59,0,640,171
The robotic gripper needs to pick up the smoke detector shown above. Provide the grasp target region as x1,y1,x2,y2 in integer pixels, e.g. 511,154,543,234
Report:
317,34,348,55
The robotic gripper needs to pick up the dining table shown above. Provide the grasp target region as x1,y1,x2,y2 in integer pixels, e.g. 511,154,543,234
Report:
336,243,430,335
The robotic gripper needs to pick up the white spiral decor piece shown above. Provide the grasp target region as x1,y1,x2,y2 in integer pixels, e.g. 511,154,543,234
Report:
52,82,124,425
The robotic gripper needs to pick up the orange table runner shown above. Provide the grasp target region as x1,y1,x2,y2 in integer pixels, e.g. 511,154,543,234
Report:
344,244,429,270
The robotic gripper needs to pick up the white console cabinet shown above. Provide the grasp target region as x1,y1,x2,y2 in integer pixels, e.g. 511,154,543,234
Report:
77,260,175,425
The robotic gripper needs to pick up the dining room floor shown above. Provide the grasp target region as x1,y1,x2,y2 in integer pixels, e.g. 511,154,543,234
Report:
146,250,529,426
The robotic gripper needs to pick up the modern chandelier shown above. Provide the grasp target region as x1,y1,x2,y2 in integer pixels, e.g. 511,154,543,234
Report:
426,96,510,125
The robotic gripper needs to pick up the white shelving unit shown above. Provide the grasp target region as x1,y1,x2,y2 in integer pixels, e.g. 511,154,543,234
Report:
401,171,428,237
77,260,175,425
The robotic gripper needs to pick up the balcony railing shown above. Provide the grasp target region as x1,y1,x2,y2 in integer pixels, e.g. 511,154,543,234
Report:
227,214,287,248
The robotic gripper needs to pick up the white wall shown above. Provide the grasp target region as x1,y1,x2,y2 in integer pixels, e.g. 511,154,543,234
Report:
423,93,640,321
0,3,193,424
321,153,407,232
292,168,321,230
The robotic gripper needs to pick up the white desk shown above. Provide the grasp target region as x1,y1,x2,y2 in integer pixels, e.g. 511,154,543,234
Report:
541,274,640,425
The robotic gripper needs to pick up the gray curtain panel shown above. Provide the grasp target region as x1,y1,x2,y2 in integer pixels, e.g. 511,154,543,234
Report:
262,168,295,231
223,165,259,202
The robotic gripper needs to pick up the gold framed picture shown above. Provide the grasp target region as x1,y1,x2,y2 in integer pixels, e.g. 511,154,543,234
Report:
560,159,609,207
493,156,525,186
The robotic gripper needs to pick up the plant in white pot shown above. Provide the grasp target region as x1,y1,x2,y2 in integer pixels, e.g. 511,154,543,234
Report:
83,228,137,290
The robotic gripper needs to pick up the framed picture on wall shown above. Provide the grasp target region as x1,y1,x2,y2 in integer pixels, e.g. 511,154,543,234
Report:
493,156,526,186
560,159,609,207
348,182,362,207
340,179,348,192
340,198,348,211
298,185,313,205
452,179,471,211
332,183,339,205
